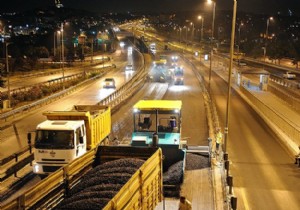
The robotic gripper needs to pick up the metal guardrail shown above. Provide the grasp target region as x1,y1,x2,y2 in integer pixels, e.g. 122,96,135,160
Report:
269,75,300,91
244,57,300,73
0,66,112,122
1,59,109,95
0,146,34,182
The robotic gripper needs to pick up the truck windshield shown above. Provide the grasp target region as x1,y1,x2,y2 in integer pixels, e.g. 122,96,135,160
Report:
35,130,74,149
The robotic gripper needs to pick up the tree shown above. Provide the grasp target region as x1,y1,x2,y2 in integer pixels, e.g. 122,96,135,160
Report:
35,47,49,58
291,40,300,69
0,76,5,88
267,32,292,65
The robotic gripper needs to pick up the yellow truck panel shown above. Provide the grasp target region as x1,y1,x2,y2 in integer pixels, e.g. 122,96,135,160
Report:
2,146,163,210
43,105,111,150
134,100,182,111
103,147,163,210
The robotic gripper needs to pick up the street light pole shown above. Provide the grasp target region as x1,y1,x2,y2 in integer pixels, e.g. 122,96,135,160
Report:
5,42,11,107
224,0,237,153
208,0,216,91
236,22,243,65
190,22,194,52
198,16,204,42
264,17,273,66
91,38,94,64
197,15,204,62
54,31,56,57
185,26,188,42
179,27,182,42
61,23,65,89
184,26,188,52
190,22,194,42
237,22,243,53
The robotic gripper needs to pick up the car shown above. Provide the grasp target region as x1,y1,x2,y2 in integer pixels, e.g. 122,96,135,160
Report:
125,64,134,71
238,62,247,66
283,72,296,79
171,55,179,62
103,78,116,88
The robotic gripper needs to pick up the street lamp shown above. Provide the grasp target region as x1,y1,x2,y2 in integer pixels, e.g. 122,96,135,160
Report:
207,0,216,91
5,42,12,107
179,27,182,42
264,17,273,66
60,23,65,89
237,22,243,53
198,15,204,42
236,22,244,65
190,22,195,52
224,0,238,153
190,22,194,42
183,26,188,52
54,31,56,57
90,38,94,64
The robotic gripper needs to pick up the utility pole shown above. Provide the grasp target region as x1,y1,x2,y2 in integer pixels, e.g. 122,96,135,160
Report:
208,0,216,92
5,42,12,108
61,23,65,89
224,0,237,153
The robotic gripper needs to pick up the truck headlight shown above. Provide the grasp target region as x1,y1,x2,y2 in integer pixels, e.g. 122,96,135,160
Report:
33,164,40,173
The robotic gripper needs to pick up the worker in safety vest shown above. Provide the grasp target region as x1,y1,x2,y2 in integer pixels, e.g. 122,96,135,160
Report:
179,196,192,210
216,127,223,152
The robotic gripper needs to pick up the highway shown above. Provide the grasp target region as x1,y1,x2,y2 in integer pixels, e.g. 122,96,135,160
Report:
1,31,300,209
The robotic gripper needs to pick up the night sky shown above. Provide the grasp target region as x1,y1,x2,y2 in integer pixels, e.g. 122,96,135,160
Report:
1,0,299,16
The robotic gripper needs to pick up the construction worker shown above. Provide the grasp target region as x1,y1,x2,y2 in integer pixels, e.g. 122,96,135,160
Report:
216,128,223,153
179,196,192,210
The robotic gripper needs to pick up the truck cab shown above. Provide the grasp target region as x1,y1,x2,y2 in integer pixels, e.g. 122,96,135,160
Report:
131,100,183,148
33,120,87,174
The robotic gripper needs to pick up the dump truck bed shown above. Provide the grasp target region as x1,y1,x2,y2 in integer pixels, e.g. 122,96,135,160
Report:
2,146,163,210
43,105,111,149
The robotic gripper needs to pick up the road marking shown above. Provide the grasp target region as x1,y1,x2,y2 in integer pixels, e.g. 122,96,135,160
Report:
239,187,250,210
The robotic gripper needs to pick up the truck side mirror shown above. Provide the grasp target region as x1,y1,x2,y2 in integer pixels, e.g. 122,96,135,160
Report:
79,136,84,144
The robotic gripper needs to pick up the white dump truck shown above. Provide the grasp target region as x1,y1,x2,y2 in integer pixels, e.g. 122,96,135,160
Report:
31,105,111,175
